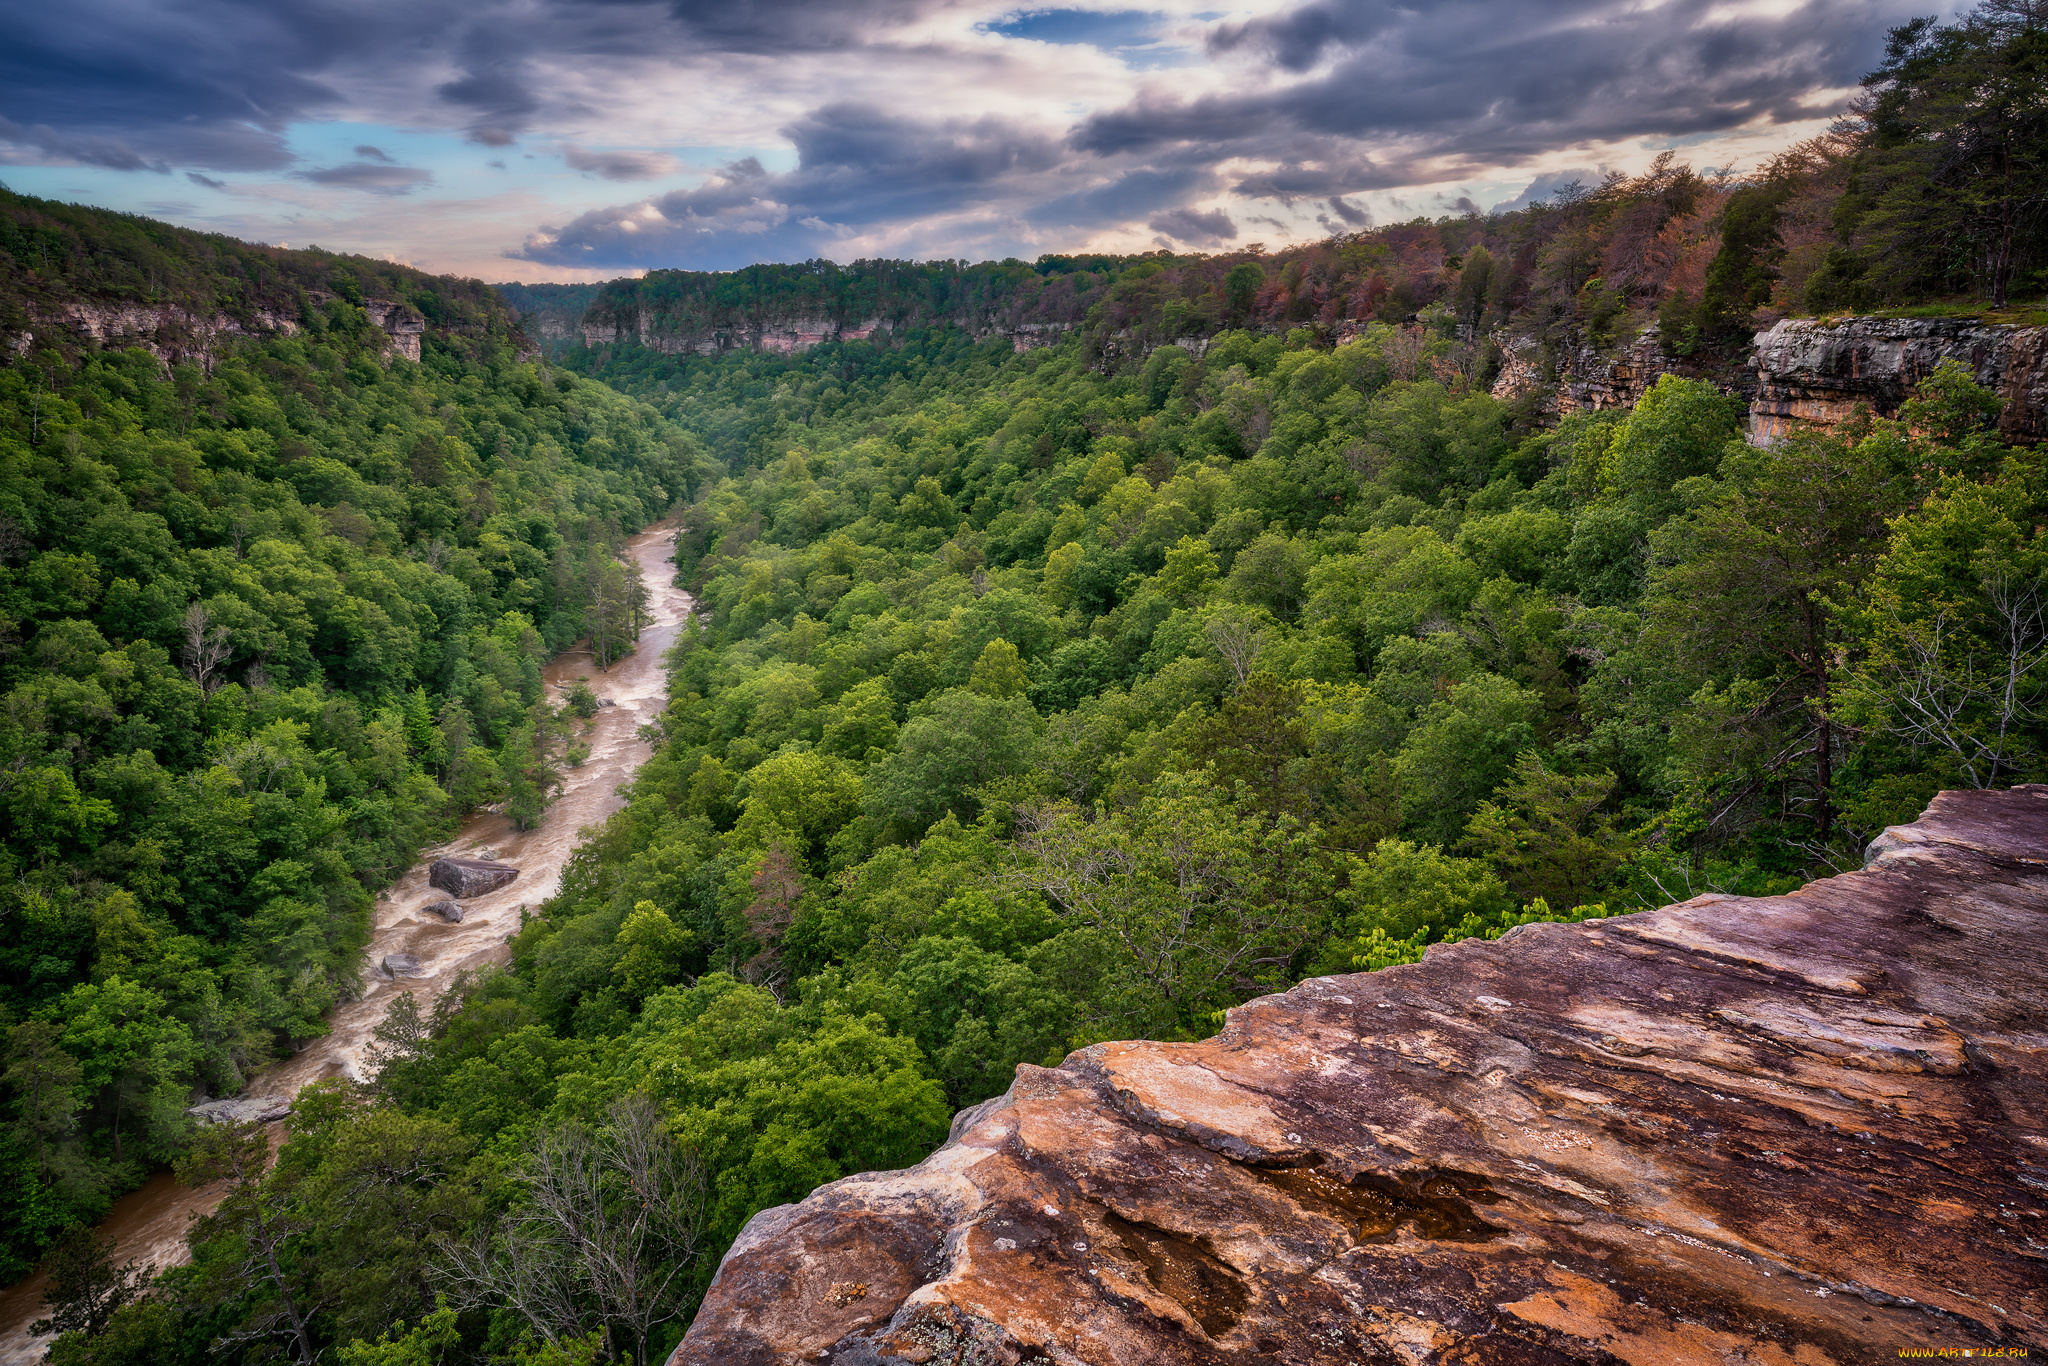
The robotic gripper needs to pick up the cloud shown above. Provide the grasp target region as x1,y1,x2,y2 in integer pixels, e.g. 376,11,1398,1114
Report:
0,0,960,177
297,161,433,193
1028,167,1214,229
561,145,680,181
0,116,166,172
1490,168,1598,214
186,171,227,190
1323,194,1369,227
1077,0,1916,195
519,103,1068,269
0,0,1924,279
1148,204,1236,246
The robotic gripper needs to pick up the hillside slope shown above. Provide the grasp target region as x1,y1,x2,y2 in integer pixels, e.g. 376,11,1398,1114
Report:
1,190,530,370
0,190,711,1279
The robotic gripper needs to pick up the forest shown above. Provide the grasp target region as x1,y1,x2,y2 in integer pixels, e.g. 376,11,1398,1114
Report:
4,3,2047,1363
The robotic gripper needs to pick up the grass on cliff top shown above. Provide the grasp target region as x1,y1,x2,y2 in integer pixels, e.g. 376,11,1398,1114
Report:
1798,298,2048,329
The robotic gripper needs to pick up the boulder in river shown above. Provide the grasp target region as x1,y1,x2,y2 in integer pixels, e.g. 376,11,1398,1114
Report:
421,899,464,923
382,953,424,977
429,856,518,899
188,1094,292,1125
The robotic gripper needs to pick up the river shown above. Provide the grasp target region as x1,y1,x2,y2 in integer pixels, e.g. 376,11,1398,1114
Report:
0,521,693,1363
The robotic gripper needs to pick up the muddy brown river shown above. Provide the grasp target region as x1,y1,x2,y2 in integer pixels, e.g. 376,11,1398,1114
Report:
0,523,692,1362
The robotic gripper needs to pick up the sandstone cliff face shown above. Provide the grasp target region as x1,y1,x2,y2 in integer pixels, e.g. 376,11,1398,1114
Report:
1490,326,1755,422
10,294,430,370
580,314,885,356
578,310,1071,357
1752,317,2048,446
675,787,2048,1365
1559,327,1752,419
1489,316,2048,448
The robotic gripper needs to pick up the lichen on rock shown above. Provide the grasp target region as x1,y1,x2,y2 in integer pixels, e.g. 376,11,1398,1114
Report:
673,787,2048,1364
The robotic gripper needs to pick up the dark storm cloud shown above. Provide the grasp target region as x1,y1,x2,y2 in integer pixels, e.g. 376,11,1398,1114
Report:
519,103,1066,269
0,116,165,172
1027,167,1214,228
652,0,945,53
1149,205,1236,245
1078,0,1915,189
1490,167,1597,214
2,0,1925,271
1324,195,1369,226
0,3,350,170
0,0,950,174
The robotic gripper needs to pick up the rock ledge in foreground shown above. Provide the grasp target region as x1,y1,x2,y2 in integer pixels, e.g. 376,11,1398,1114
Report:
429,857,518,899
675,787,2048,1365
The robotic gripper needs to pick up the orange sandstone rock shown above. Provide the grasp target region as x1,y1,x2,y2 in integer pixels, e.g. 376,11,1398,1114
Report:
674,788,2048,1365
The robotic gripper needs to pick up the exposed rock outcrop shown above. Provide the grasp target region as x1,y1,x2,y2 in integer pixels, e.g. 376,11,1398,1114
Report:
579,313,884,356
576,311,1073,358
187,1094,291,1125
360,299,426,363
675,787,2048,1365
421,899,464,924
12,295,431,372
381,953,424,978
1752,316,2048,446
428,856,518,899
1553,324,1755,419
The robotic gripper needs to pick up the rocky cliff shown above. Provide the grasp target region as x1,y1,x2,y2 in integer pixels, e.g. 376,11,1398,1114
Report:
674,787,2048,1365
1752,316,2048,446
1493,326,1756,422
1492,316,2048,446
577,309,1070,357
2,188,531,372
9,295,432,372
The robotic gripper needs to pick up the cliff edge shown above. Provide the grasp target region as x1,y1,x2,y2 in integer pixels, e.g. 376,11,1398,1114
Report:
674,787,2048,1365
1753,317,2048,447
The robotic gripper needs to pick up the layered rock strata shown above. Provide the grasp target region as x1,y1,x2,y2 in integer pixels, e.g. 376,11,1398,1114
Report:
1554,325,1755,419
574,308,1072,358
11,295,430,371
428,856,518,899
675,787,2048,1365
1752,317,2048,446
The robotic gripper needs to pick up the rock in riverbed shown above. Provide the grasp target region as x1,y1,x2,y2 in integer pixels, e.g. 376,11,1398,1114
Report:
421,899,464,923
673,787,2048,1365
382,953,424,977
429,856,518,899
188,1094,292,1125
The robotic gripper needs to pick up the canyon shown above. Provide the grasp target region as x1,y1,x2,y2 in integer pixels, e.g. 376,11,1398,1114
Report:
534,279,2048,450
0,524,694,1366
674,786,2048,1365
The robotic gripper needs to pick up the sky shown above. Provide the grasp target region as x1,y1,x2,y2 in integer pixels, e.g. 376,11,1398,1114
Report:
0,0,1939,284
